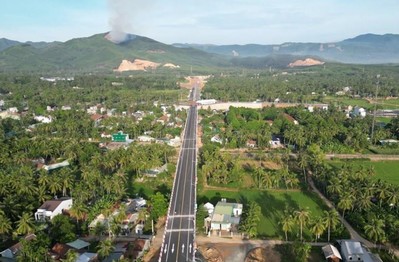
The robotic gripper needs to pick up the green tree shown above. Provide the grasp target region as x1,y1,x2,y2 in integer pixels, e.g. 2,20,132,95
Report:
16,233,50,262
364,218,386,246
240,202,261,238
337,193,354,218
97,238,114,260
310,216,326,242
15,212,35,236
62,250,79,262
294,208,310,241
323,210,340,242
149,192,168,222
292,241,312,262
49,214,76,243
280,214,295,241
0,212,12,239
196,206,209,234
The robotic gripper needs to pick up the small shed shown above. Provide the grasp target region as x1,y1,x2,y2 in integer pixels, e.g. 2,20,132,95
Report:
322,244,342,262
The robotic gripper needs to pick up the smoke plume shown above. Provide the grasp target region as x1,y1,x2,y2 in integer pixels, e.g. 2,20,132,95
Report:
107,0,134,43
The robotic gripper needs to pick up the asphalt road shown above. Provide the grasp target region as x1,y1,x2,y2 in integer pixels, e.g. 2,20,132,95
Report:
159,87,198,262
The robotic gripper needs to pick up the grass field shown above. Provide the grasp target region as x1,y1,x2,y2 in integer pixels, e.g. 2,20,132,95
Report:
323,96,372,109
198,189,328,239
329,160,399,185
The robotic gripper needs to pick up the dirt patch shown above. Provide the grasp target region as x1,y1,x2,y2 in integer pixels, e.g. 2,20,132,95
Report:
245,247,281,262
114,59,161,72
198,246,224,262
288,58,324,67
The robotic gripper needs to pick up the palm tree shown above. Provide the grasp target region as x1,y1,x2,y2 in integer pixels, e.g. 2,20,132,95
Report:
253,167,265,189
387,187,399,209
48,175,62,197
310,216,326,242
364,218,385,247
337,193,354,218
0,213,12,239
97,239,114,260
376,183,389,207
294,208,310,241
280,214,295,241
356,191,373,211
297,151,308,184
15,212,35,235
323,210,340,242
69,202,88,227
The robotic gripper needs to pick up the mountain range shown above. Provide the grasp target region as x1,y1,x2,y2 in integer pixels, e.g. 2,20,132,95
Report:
174,33,399,64
0,33,398,73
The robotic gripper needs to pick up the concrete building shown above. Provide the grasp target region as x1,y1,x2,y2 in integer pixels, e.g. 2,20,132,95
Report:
35,197,73,221
210,199,243,232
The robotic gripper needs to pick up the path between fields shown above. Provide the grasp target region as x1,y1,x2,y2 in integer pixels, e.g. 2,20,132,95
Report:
325,153,399,161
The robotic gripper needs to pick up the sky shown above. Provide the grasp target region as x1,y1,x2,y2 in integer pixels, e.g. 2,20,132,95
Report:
0,0,398,45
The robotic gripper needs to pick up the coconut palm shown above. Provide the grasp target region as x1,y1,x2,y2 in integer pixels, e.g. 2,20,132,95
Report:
387,187,399,209
97,239,114,260
337,193,354,218
364,218,385,247
69,201,88,227
356,191,373,211
297,151,308,184
323,210,340,242
294,208,310,241
0,213,12,239
15,212,35,235
280,214,295,241
310,216,326,242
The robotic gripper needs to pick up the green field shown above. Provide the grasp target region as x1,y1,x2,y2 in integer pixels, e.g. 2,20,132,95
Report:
198,189,328,239
323,96,372,109
329,160,399,185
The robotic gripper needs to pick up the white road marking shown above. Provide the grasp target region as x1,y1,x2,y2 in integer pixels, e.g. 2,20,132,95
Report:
182,244,185,253
171,244,175,254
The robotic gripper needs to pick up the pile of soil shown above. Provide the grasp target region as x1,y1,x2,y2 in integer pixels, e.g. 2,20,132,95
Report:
198,246,224,262
245,247,281,262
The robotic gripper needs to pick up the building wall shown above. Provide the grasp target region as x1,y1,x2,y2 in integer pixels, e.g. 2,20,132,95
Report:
50,199,73,219
210,222,231,231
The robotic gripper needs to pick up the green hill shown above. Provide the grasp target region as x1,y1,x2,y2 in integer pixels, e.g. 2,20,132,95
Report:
0,33,228,73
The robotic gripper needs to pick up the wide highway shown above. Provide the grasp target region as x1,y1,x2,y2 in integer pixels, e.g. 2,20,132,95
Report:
159,86,199,262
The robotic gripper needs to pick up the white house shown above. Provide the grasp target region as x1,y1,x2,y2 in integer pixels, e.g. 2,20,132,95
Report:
353,106,367,118
210,199,243,232
35,197,73,221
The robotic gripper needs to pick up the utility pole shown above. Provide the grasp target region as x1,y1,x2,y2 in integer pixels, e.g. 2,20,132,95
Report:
370,74,380,144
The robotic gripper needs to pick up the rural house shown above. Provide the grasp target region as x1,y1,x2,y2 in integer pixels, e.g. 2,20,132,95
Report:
210,199,243,233
34,197,73,221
